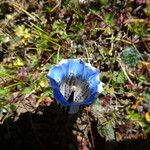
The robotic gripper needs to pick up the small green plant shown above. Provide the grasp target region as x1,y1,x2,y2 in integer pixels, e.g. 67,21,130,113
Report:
13,25,31,45
146,4,150,16
0,88,10,109
97,122,115,141
126,107,148,128
14,25,30,39
128,23,146,36
112,70,127,84
121,47,141,68
141,93,150,110
51,20,67,38
104,12,114,26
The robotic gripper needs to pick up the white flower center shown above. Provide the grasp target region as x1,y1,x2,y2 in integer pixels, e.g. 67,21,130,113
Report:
59,75,91,103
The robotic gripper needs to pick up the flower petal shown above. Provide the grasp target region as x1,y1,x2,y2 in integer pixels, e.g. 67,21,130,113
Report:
47,59,69,83
87,73,102,93
53,89,69,105
82,81,103,105
97,82,103,93
67,59,85,76
49,78,59,89
48,66,64,83
83,63,100,79
82,93,98,105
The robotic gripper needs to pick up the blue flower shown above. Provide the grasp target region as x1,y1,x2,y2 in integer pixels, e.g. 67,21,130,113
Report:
47,59,103,114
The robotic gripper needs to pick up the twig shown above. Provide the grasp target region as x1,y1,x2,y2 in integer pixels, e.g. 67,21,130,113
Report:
50,0,61,13
110,30,114,53
132,44,145,61
86,110,95,150
117,59,134,86
141,38,150,52
12,3,37,21
85,47,90,64
56,47,61,64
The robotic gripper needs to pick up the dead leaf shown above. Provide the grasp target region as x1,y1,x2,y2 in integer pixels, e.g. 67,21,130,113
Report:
145,111,150,123
131,96,144,110
36,96,53,107
17,67,28,80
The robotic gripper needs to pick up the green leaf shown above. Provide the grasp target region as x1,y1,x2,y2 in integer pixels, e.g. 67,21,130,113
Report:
10,104,17,111
13,57,24,67
22,87,33,94
97,122,115,141
14,25,30,39
141,93,150,109
146,4,150,16
43,87,53,97
0,88,9,97
36,38,48,50
112,71,127,84
51,20,66,36
121,47,141,68
98,0,107,5
126,108,148,128
128,23,146,36
91,98,104,116
104,13,114,25
0,67,8,77
29,55,39,67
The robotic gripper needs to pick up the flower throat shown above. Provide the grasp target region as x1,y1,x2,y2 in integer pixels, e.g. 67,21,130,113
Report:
60,75,91,103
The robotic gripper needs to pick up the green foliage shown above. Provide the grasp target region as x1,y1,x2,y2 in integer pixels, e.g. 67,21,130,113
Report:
136,75,147,85
0,88,9,96
112,71,127,84
21,87,33,95
30,22,60,48
121,47,141,68
10,104,17,111
13,57,24,67
97,122,115,141
104,13,114,25
141,93,150,110
0,66,8,77
91,98,103,115
98,0,107,6
14,25,31,39
51,21,66,36
146,4,150,16
108,70,128,94
128,23,147,36
43,87,53,97
126,107,148,128
29,55,40,67
0,88,10,109
35,37,49,50
73,22,84,32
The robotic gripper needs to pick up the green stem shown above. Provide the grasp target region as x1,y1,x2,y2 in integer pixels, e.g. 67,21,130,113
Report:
5,82,25,89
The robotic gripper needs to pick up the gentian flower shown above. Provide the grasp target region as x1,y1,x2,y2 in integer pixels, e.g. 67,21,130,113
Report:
47,59,103,114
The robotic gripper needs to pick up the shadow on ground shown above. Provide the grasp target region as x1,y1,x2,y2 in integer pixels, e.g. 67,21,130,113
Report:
91,121,150,150
0,103,78,150
0,103,150,150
